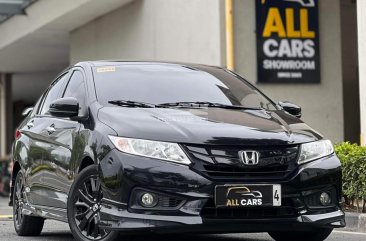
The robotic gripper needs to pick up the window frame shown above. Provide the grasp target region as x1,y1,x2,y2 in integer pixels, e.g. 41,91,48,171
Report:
61,68,88,110
37,71,70,116
31,92,46,117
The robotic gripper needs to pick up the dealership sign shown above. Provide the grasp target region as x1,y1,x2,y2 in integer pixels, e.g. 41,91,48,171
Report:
256,0,320,83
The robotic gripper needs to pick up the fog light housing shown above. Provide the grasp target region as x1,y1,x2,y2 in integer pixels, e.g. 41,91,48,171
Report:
320,192,331,206
140,193,157,208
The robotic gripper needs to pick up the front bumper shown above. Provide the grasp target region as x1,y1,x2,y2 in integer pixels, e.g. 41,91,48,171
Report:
98,149,345,233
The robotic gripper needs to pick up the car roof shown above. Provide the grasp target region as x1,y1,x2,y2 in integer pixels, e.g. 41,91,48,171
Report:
74,60,223,70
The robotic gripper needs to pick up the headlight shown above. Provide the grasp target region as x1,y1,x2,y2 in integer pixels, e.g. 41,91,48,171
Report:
108,136,191,165
298,140,334,164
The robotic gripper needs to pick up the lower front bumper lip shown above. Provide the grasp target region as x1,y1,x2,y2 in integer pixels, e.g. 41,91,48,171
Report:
300,210,345,227
100,205,203,226
99,200,346,232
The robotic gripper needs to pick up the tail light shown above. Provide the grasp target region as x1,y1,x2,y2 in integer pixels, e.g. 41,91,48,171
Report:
15,129,21,140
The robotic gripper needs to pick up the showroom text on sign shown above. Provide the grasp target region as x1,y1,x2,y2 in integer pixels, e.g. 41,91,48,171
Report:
256,0,320,83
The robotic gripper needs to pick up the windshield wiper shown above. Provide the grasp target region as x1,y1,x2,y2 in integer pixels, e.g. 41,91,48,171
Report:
158,101,264,110
108,100,156,108
109,100,264,110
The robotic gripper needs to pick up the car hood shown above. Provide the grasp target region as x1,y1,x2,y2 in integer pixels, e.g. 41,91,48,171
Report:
98,107,322,145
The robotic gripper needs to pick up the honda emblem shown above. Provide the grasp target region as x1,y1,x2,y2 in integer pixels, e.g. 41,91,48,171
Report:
240,151,260,165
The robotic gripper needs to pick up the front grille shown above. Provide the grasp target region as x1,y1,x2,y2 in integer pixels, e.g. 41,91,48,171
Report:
201,199,297,219
185,144,299,180
158,196,184,208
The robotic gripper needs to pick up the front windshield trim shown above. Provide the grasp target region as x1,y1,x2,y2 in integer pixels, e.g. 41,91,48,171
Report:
224,69,279,110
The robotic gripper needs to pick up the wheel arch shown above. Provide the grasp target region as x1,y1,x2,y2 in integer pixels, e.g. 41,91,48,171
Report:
12,160,21,178
78,156,95,173
9,161,22,206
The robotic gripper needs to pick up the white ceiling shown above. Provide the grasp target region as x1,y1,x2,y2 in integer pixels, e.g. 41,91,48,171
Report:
0,0,133,73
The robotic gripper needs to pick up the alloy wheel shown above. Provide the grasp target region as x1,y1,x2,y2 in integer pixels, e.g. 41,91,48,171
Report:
13,174,25,228
72,175,109,240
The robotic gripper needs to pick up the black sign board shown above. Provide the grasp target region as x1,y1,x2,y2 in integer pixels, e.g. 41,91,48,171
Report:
256,0,320,83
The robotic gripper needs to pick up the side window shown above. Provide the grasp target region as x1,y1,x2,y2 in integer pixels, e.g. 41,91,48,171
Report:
31,95,43,117
63,71,86,112
40,73,69,115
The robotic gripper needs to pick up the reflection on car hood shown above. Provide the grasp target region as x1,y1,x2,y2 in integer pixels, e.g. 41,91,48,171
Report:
98,107,322,145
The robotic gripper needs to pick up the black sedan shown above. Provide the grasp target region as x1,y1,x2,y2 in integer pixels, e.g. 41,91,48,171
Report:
10,61,345,241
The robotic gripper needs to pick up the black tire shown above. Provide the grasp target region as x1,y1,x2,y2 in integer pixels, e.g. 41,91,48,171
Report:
67,165,118,241
268,228,333,241
13,172,45,236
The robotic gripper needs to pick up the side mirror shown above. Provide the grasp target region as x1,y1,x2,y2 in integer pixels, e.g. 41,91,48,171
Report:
278,101,302,118
49,97,79,118
22,107,34,116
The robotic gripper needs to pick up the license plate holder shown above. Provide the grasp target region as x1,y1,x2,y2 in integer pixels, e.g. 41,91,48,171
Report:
215,184,281,207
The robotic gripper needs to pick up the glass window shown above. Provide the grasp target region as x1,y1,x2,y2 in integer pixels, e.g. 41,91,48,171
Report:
92,64,276,110
40,73,69,115
31,95,43,116
63,71,86,111
63,71,85,99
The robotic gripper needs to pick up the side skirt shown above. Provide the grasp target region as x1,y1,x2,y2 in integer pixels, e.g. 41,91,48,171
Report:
22,203,68,223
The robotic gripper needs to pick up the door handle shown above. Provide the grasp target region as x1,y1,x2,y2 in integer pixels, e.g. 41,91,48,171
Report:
26,121,34,129
46,125,56,134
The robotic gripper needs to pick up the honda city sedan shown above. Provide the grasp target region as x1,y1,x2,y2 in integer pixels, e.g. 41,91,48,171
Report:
10,61,345,241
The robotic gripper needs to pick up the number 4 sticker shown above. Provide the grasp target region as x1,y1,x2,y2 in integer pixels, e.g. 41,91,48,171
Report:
273,185,282,206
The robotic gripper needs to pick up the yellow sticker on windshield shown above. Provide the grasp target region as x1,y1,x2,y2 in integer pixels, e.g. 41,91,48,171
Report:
96,66,116,73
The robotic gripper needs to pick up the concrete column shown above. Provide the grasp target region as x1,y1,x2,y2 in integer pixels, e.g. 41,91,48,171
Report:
0,73,6,156
357,0,366,145
0,73,12,156
5,74,12,154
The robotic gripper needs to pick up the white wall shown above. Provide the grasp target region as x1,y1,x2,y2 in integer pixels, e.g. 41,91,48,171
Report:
71,0,223,66
233,0,344,142
12,72,58,103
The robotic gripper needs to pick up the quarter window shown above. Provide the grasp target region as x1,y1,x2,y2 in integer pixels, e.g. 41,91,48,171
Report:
63,70,86,113
40,73,69,115
31,96,43,117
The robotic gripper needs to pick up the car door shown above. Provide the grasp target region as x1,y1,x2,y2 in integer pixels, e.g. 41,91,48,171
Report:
42,68,87,209
22,73,70,207
20,95,51,206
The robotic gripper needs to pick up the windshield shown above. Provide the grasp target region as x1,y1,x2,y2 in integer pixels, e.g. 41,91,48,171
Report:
92,64,276,110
